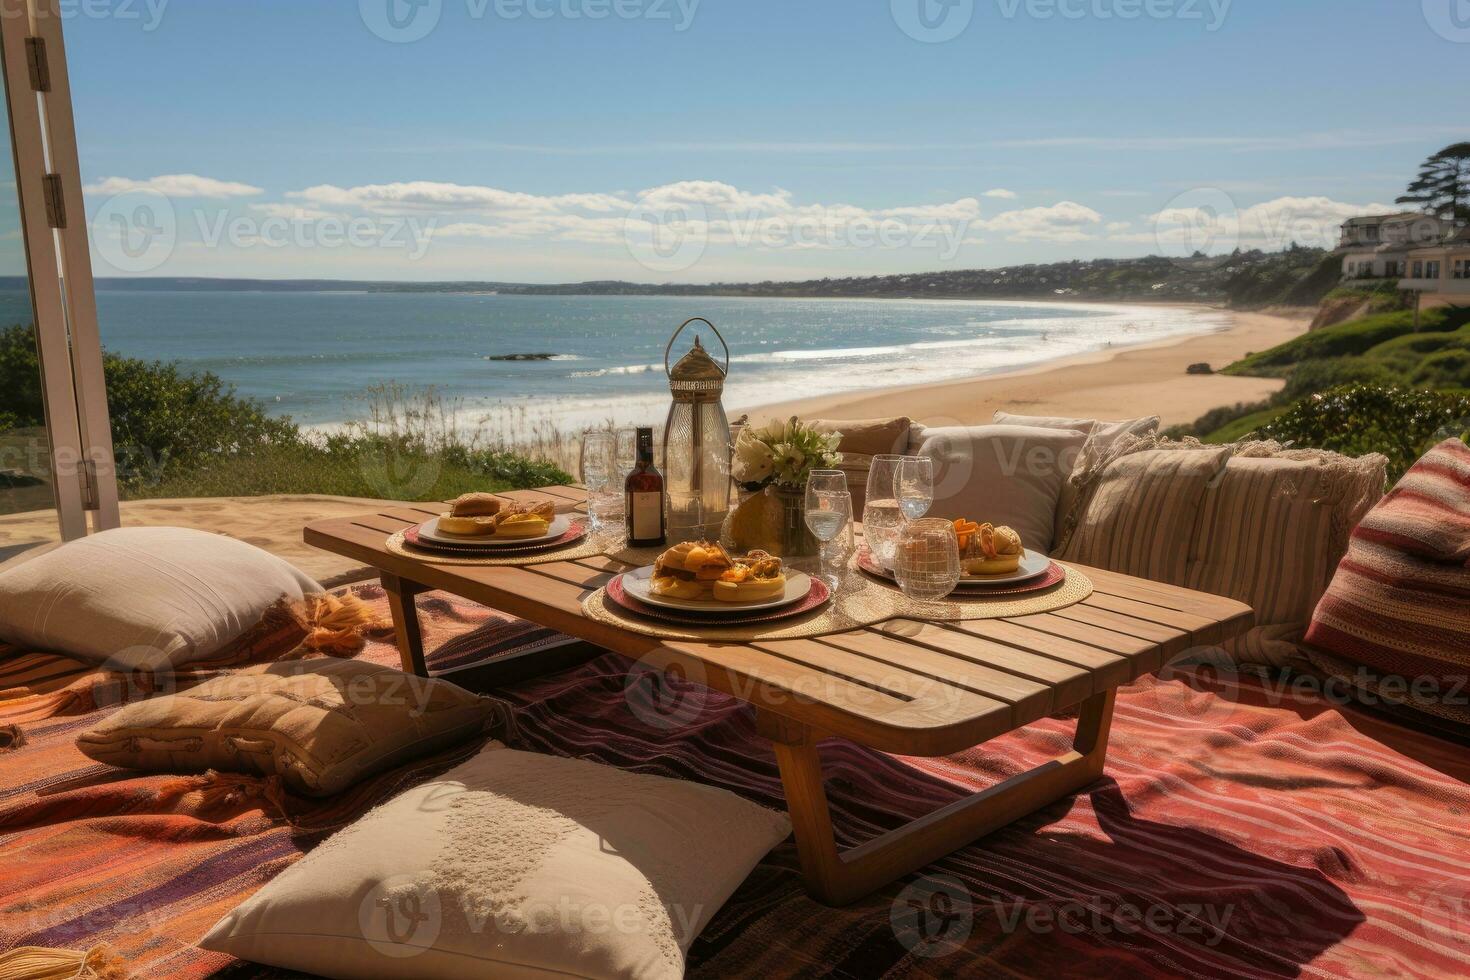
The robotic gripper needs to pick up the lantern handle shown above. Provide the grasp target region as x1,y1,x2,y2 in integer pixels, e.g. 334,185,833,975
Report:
664,317,730,379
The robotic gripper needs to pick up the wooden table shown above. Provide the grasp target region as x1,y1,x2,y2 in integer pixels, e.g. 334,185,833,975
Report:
305,486,1254,906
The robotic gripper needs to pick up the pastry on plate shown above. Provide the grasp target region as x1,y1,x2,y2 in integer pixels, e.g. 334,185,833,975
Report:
960,522,1024,575
713,551,787,603
492,506,553,539
449,492,503,517
651,541,734,600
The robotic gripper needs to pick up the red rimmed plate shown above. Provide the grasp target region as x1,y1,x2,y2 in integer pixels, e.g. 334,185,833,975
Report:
857,547,1066,595
605,572,831,626
402,519,587,555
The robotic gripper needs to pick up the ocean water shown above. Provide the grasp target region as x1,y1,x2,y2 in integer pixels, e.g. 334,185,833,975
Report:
5,290,1229,433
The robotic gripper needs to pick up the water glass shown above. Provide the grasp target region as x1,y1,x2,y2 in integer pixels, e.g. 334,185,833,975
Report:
579,429,619,533
863,455,905,569
894,456,933,522
615,426,639,478
804,473,852,590
892,518,961,601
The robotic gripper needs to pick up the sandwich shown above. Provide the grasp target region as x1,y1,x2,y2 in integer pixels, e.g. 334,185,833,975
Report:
438,493,504,536
651,541,734,600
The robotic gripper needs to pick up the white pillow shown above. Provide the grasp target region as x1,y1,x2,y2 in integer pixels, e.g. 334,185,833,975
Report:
200,744,792,980
993,411,1160,449
916,424,1090,552
0,527,320,670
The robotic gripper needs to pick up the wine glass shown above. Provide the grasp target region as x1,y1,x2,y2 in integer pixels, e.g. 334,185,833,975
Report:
863,455,905,569
894,456,933,522
579,429,618,534
804,472,852,591
892,518,961,601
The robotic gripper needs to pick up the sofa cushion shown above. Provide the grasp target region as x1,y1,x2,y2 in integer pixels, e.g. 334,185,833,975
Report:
993,411,1160,447
1304,439,1470,721
810,416,912,514
1057,444,1233,584
995,412,1161,538
200,743,793,979
76,659,505,797
1186,447,1386,666
0,527,320,671
915,424,1089,552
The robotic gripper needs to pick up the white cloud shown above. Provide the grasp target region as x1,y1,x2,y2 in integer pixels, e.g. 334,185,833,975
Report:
977,201,1103,242
84,174,263,198
1110,195,1396,250
982,188,1017,199
248,202,343,222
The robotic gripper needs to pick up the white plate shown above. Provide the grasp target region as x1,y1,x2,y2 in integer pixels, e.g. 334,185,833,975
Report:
956,548,1053,586
417,513,571,548
618,564,812,613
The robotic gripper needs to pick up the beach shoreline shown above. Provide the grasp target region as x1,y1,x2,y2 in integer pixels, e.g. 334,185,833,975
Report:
737,308,1309,429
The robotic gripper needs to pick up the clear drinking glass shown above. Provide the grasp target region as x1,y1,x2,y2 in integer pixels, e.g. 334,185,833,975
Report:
615,426,639,478
804,470,852,590
579,429,618,533
863,455,905,569
894,456,934,522
892,518,961,601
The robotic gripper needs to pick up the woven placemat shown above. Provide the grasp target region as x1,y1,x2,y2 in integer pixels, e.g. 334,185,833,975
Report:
581,563,1093,641
385,521,607,566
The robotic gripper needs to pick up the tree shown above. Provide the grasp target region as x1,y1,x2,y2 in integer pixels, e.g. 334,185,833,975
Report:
1397,143,1470,223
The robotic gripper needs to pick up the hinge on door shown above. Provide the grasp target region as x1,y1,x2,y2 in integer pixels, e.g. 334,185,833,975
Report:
42,173,65,228
25,37,50,92
80,459,99,511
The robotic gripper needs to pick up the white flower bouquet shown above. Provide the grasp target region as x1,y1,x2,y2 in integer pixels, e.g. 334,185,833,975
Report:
733,417,843,490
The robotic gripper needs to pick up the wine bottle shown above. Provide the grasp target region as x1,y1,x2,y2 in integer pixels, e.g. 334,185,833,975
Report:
625,427,666,548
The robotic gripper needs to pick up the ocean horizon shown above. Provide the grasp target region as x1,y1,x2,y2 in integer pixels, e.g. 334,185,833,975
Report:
1,290,1230,435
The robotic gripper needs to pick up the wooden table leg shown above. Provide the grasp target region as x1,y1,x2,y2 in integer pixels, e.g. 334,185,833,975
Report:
381,572,428,677
760,688,1117,906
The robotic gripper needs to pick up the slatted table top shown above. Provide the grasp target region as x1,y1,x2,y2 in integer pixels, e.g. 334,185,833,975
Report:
305,485,1254,757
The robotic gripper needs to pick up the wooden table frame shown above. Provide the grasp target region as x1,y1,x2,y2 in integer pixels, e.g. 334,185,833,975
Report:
306,487,1253,906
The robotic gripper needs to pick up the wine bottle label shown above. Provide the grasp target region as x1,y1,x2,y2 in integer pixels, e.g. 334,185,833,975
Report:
630,491,662,538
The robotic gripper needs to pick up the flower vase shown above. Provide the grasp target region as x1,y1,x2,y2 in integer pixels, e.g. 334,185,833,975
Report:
723,484,819,558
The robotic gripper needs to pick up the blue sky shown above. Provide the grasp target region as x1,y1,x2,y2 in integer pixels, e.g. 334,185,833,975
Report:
57,0,1470,282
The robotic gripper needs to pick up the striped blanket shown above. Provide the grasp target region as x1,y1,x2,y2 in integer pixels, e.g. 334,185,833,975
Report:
3,583,1470,978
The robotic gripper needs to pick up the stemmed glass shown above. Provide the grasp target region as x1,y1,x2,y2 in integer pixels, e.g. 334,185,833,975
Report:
863,455,905,569
804,469,852,591
579,429,618,535
894,456,933,522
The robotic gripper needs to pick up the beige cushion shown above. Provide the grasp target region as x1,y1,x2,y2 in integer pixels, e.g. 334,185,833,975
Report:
915,424,1089,552
810,417,912,514
200,743,793,979
1057,445,1233,584
993,411,1160,447
77,659,501,797
1187,447,1386,666
0,527,320,670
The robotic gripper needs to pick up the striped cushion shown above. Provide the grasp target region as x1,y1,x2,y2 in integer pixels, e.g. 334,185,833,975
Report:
1057,446,1232,585
1305,439,1470,720
1187,451,1386,665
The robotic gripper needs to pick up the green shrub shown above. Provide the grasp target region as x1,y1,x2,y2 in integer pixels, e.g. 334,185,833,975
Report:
1411,347,1470,388
1257,383,1470,480
1280,357,1403,402
0,324,45,427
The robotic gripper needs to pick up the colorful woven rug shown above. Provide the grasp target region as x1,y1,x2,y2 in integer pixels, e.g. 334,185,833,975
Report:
3,583,1469,977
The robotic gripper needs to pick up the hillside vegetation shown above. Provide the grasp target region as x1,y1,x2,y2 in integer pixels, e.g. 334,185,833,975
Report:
1175,306,1470,477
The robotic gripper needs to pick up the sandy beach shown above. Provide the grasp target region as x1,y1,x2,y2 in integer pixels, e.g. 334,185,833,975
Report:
739,308,1309,429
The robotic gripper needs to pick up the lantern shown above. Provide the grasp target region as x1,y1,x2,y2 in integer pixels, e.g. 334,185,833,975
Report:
662,317,732,544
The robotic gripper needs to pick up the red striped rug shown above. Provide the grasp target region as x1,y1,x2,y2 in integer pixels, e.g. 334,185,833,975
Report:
3,584,1469,978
